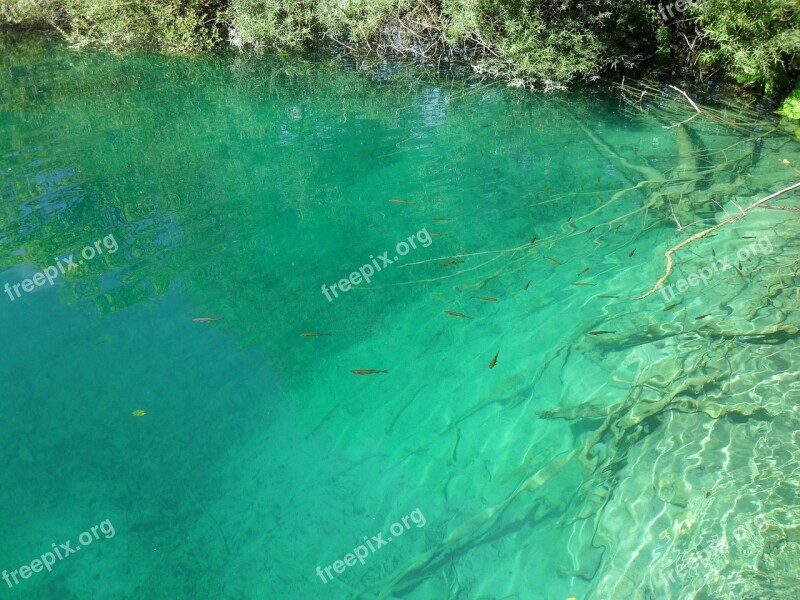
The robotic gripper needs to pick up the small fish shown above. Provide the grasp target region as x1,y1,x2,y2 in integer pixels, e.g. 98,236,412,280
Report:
439,260,464,267
432,217,451,221
695,314,711,320
472,296,498,302
588,330,616,336
579,267,590,275
530,236,537,245
388,199,415,204
444,310,472,319
538,186,551,193
571,282,596,287
300,332,331,337
523,280,531,291
712,249,716,257
193,317,224,323
629,248,636,257
597,196,604,203
351,369,389,375
595,295,618,299
544,256,562,266
586,226,596,233
569,222,578,232
741,236,756,239
489,352,499,369
663,303,681,312
132,410,146,417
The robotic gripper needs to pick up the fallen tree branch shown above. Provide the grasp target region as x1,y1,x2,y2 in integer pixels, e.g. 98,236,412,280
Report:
668,84,701,113
758,204,800,212
663,113,699,129
634,181,800,300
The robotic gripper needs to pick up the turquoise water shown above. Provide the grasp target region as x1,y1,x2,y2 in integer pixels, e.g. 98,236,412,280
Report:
2,33,800,599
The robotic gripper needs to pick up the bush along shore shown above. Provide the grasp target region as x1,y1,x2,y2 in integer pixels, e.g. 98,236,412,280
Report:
1,0,798,109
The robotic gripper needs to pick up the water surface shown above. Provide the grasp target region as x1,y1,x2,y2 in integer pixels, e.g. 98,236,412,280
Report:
2,33,800,599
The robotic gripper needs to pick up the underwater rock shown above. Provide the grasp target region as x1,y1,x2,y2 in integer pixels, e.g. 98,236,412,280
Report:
655,471,692,507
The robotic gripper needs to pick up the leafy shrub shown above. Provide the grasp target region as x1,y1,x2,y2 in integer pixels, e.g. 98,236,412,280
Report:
442,0,661,87
229,0,416,49
1,0,797,103
1,0,226,53
780,81,800,119
691,0,800,94
228,0,316,49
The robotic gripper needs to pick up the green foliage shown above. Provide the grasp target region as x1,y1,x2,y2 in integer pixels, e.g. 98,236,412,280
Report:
779,82,800,119
0,0,58,24
1,0,227,53
692,0,800,94
318,0,416,44
655,25,671,62
1,0,798,102
442,0,660,86
228,0,316,48
229,0,415,49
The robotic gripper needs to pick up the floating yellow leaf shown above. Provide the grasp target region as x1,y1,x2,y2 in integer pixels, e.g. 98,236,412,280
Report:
132,410,146,417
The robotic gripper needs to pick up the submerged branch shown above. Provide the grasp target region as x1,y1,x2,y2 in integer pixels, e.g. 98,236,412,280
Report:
667,84,701,113
634,181,800,300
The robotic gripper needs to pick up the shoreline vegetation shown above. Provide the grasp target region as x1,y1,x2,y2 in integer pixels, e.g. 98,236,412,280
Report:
1,0,798,110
